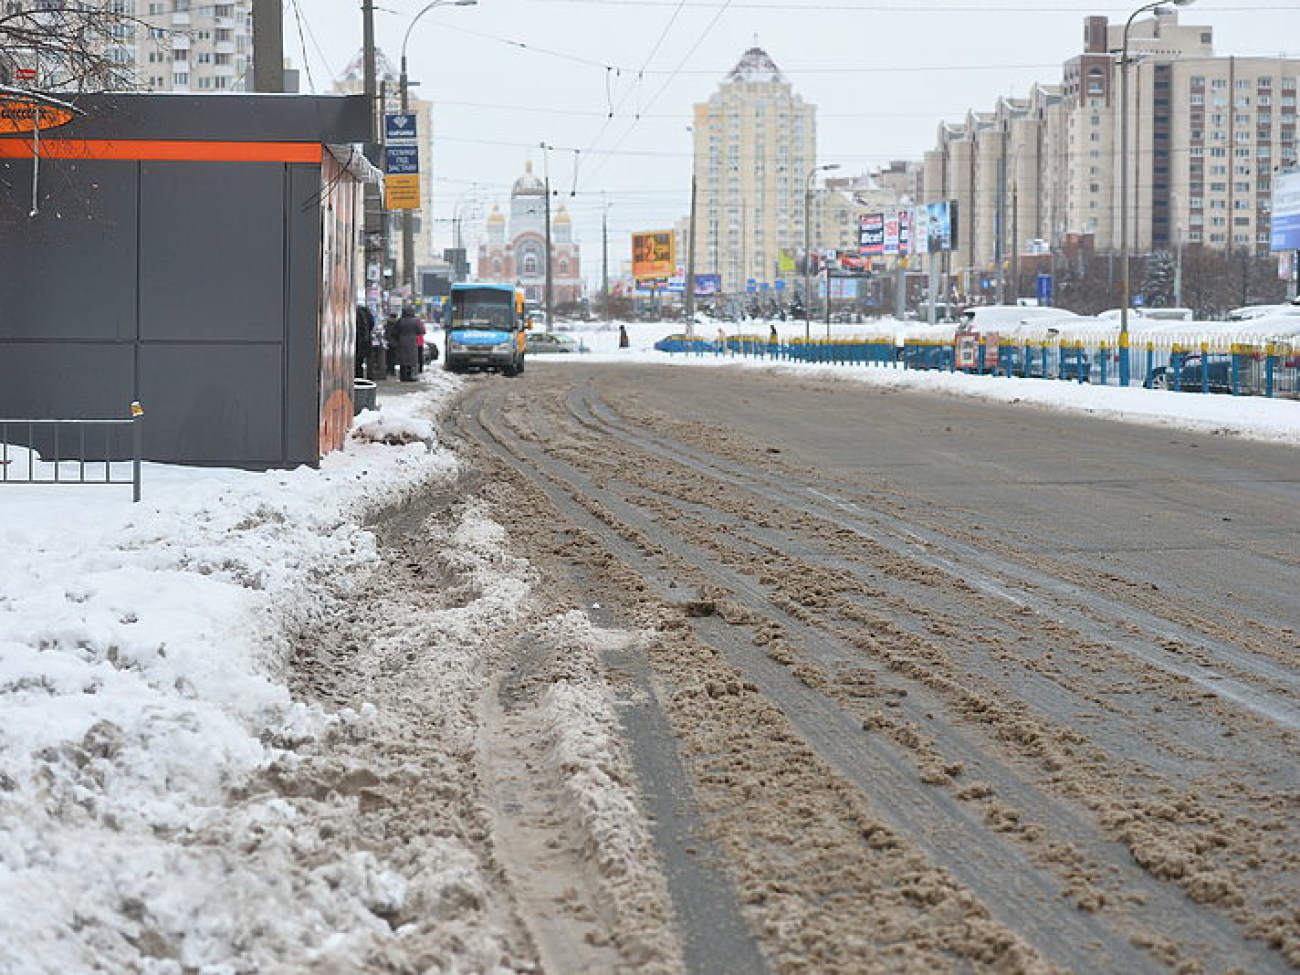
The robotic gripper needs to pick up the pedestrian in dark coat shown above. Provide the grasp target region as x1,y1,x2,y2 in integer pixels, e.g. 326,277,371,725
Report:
355,304,375,378
396,306,424,382
384,313,400,377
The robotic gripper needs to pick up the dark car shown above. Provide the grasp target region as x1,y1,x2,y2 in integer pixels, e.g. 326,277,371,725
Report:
1144,354,1234,394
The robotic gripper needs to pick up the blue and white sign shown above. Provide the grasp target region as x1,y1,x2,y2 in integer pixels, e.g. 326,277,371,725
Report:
385,113,418,143
1036,273,1053,306
1270,171,1300,252
385,144,420,175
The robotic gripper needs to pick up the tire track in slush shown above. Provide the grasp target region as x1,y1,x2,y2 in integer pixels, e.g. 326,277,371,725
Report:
570,385,1300,727
453,385,1280,974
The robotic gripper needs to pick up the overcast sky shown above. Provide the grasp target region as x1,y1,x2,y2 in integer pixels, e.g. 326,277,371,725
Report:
282,0,1300,283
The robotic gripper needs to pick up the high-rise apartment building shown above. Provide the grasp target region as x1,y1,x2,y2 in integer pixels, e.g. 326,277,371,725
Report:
692,48,817,294
1,0,254,92
922,11,1300,292
131,1,254,93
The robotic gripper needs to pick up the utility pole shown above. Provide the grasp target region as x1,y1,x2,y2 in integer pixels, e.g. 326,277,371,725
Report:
541,143,554,326
361,0,385,311
685,174,698,331
995,121,1007,304
601,195,609,309
544,178,553,326
251,0,284,92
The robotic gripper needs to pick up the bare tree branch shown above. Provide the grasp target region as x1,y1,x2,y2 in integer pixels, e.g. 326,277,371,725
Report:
0,4,178,93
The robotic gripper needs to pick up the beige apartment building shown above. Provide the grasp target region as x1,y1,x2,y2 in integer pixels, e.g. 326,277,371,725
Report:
131,1,255,93
692,47,818,295
922,11,1300,295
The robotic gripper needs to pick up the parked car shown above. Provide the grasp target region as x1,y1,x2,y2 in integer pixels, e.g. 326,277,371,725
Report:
653,333,715,353
524,332,584,354
1144,354,1235,393
1227,300,1300,321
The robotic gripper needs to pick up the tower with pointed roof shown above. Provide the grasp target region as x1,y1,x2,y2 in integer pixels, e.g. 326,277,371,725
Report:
477,161,583,307
692,47,816,297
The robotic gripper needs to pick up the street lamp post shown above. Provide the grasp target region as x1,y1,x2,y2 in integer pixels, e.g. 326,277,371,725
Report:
804,163,840,341
399,0,477,294
1119,0,1194,385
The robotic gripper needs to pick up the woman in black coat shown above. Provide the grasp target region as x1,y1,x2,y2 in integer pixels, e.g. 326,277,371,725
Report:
395,306,424,382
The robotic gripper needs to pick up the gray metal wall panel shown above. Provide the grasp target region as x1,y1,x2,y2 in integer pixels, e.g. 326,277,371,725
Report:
140,344,284,465
283,164,324,466
0,344,134,418
0,160,139,342
139,162,285,343
38,94,369,145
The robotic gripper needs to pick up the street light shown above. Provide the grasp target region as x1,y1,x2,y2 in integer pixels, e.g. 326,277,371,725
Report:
1119,0,1194,385
399,0,477,294
804,163,840,340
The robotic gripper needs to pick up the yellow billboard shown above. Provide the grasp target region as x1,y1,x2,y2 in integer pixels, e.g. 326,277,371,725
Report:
632,230,675,280
385,174,420,210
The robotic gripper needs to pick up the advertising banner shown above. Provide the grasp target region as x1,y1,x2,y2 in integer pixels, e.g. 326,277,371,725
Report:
384,113,418,143
0,94,75,133
632,231,675,279
385,174,420,210
385,144,419,175
1271,171,1300,251
883,213,900,256
912,206,929,255
923,200,959,253
859,213,885,257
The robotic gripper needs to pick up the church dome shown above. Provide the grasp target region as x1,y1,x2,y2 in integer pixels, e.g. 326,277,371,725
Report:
512,160,546,197
486,204,505,225
553,205,571,224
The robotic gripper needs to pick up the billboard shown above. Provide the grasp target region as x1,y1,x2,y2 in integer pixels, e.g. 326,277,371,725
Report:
913,200,958,255
858,213,885,257
632,231,675,279
1271,171,1300,252
663,273,721,295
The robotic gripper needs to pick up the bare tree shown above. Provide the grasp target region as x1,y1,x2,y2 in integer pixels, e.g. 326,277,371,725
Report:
0,3,172,93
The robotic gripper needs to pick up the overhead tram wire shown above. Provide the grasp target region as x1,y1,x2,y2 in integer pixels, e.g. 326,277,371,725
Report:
574,0,691,173
508,0,1298,10
577,0,735,191
288,0,324,92
422,20,1066,77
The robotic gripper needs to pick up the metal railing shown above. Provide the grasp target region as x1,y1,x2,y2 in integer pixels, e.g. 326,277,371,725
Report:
686,332,1300,399
1,403,144,502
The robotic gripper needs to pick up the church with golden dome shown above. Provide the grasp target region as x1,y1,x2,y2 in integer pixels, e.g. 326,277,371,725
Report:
476,161,583,308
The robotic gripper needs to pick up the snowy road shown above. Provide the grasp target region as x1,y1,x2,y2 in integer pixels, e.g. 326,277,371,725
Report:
403,361,1300,974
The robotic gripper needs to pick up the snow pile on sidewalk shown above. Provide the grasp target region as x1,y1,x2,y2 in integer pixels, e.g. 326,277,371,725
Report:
0,376,461,971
